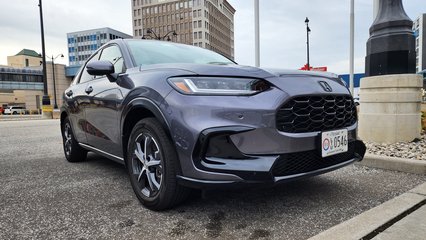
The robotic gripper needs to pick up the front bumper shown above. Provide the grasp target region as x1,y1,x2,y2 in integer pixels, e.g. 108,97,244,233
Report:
176,126,366,189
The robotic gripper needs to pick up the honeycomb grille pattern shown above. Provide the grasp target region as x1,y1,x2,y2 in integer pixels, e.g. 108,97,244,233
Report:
276,95,357,133
272,143,355,177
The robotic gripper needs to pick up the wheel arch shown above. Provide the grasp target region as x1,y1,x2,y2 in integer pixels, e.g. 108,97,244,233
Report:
121,98,172,166
60,111,69,135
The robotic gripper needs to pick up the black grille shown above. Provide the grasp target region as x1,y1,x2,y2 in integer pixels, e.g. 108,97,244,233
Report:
276,95,357,133
272,143,355,176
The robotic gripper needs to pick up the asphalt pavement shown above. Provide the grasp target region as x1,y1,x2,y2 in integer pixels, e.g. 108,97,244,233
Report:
0,119,425,240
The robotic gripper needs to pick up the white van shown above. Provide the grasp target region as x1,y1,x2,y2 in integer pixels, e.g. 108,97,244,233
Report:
4,106,27,115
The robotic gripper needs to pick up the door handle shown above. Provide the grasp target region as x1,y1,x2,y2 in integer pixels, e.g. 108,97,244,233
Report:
66,90,73,97
85,86,93,94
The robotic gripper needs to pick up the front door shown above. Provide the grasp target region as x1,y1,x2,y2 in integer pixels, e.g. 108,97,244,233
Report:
84,44,125,157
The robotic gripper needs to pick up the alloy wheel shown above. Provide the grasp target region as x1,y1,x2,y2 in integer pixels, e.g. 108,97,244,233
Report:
131,133,163,198
64,122,72,157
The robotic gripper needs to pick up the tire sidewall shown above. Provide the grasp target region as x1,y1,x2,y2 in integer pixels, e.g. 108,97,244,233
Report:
61,116,86,162
126,118,176,208
62,118,73,161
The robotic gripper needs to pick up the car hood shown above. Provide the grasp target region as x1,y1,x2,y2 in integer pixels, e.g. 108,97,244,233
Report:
138,63,275,79
137,63,350,95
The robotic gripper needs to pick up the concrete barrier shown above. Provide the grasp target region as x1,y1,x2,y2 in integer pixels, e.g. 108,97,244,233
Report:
358,74,423,143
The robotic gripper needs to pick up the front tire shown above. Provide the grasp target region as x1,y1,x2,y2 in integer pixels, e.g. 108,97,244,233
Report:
61,116,87,162
126,118,189,210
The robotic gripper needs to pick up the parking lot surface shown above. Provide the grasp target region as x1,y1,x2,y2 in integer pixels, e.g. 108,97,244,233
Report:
0,119,425,240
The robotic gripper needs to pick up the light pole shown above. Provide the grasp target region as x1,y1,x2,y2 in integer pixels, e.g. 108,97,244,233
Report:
349,0,355,95
254,0,260,67
142,28,177,41
38,0,50,116
47,54,64,109
305,17,311,71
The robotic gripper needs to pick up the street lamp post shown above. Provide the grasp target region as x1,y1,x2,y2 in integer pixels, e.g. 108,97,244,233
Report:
38,0,50,116
254,0,260,67
47,54,64,109
142,28,178,41
305,17,311,71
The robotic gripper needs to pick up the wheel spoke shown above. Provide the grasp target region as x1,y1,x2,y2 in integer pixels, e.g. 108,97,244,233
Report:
149,172,161,191
146,159,160,167
146,170,155,190
154,150,160,160
137,167,146,182
144,136,151,160
134,142,144,164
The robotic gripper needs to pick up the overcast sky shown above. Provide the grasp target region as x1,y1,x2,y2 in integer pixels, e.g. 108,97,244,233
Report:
0,0,425,74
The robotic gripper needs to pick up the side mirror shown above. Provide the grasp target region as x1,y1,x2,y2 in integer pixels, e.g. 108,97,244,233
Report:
86,61,115,76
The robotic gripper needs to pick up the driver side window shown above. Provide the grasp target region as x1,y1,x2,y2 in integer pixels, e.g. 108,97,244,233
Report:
99,45,125,74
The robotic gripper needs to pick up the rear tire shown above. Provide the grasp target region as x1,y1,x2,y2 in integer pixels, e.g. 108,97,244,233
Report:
126,118,190,210
61,116,87,162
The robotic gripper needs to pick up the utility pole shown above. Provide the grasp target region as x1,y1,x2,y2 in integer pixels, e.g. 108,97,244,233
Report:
38,0,51,118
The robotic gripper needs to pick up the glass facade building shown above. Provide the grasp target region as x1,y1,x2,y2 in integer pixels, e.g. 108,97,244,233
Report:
0,67,43,91
67,28,132,66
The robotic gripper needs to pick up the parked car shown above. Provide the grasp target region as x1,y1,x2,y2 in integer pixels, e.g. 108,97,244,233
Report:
60,39,366,210
4,106,27,115
0,106,4,114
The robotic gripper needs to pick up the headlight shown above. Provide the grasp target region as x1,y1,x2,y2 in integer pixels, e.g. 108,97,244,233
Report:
168,77,270,95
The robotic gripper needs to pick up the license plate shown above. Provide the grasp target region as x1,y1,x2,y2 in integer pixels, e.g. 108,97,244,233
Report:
321,129,348,157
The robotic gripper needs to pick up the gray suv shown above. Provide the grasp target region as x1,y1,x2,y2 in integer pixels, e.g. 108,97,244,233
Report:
60,39,366,210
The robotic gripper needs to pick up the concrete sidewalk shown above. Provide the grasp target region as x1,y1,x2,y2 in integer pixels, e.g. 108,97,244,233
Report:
308,182,426,240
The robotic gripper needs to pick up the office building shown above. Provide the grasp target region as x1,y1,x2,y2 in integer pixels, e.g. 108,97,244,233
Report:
1,50,72,112
132,0,235,59
413,14,426,73
7,49,42,68
67,27,132,66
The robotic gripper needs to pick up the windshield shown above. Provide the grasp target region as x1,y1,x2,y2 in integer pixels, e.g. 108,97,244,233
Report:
126,40,235,67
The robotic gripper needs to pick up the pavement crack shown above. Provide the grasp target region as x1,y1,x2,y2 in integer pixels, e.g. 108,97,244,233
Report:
409,191,426,197
360,199,426,240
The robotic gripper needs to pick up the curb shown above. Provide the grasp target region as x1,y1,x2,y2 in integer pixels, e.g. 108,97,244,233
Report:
356,154,426,175
0,115,43,121
308,182,426,240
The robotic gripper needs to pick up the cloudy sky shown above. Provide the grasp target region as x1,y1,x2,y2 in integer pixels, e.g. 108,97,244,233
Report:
0,0,425,74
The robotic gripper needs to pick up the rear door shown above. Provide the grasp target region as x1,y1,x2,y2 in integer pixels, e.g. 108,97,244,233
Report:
63,52,101,144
